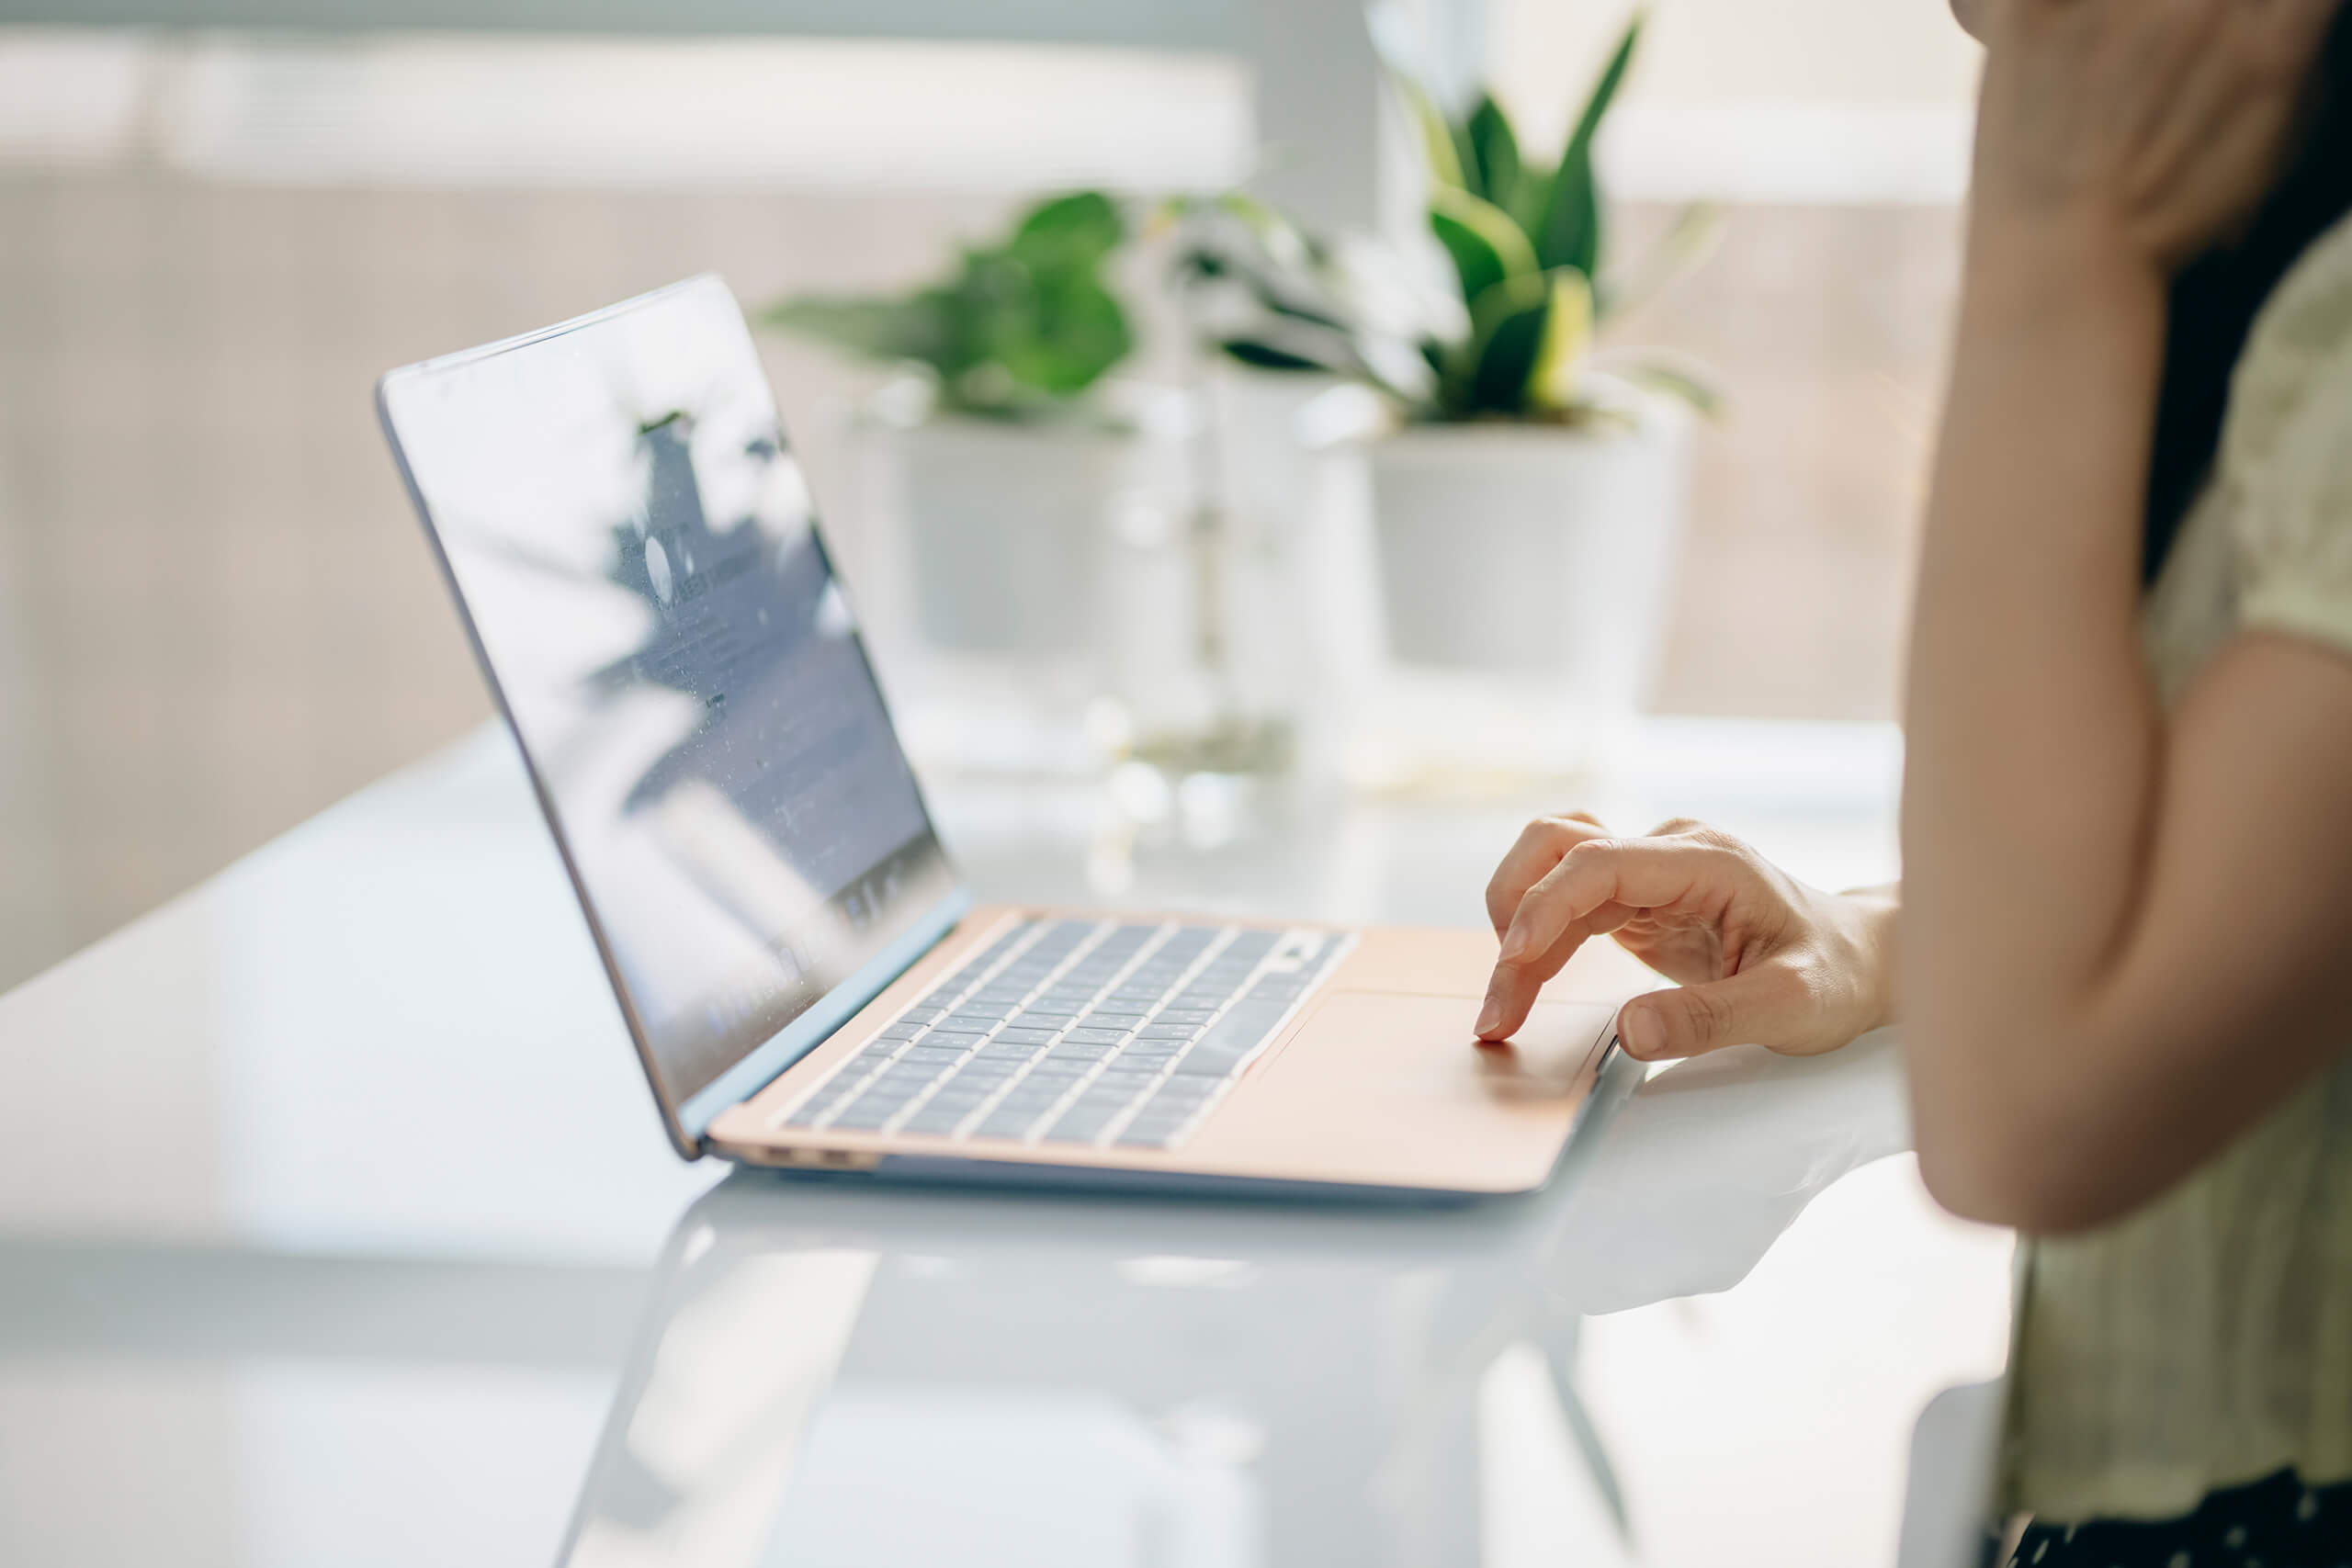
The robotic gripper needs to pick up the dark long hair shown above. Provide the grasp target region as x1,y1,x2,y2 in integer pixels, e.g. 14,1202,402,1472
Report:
2143,8,2352,583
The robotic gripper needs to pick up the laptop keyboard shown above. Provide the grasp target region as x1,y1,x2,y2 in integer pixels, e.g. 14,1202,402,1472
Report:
777,918,1354,1151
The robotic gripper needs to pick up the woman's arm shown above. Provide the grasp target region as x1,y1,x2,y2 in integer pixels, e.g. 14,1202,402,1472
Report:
1903,0,2352,1233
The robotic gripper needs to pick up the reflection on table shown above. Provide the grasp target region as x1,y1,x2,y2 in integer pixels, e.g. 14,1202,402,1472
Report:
561,1032,1986,1568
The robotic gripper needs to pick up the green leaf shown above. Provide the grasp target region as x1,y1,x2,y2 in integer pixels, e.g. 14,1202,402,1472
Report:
767,190,1135,407
1606,351,1729,419
1525,269,1594,412
1565,7,1645,177
1542,153,1603,278
1594,200,1724,321
1010,191,1125,268
1429,184,1539,312
1449,118,1483,202
764,296,945,365
1006,278,1132,396
1442,268,1551,416
1220,340,1327,373
1389,69,1465,188
1464,94,1523,212
1465,282,1553,416
1535,6,1644,273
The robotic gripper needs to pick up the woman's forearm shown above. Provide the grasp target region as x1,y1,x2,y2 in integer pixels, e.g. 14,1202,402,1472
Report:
1900,218,2171,1214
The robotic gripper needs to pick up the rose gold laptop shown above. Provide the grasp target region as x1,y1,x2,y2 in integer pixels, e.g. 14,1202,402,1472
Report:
378,275,1636,1200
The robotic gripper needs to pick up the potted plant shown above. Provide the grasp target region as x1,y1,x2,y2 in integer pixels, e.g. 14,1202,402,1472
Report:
1162,194,1450,777
1186,9,1722,773
765,192,1156,666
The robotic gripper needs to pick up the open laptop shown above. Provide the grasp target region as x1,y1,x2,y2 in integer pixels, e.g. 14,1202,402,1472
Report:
377,273,1640,1199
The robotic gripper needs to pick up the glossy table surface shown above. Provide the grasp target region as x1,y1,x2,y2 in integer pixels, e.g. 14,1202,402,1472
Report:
0,719,2011,1566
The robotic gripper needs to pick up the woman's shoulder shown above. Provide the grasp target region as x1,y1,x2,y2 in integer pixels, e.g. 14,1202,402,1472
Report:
2225,211,2352,478
2222,212,2352,658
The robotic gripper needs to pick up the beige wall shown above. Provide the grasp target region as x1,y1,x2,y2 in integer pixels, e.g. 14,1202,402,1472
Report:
1495,0,1980,131
0,174,1011,987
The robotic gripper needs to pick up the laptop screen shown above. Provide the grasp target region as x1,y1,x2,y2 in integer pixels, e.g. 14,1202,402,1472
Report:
379,277,961,1134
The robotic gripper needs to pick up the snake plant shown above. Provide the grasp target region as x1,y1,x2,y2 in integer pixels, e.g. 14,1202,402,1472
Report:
1180,6,1719,423
765,191,1134,421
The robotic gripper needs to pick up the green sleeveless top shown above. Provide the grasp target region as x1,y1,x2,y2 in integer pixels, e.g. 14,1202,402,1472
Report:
2003,212,2352,1522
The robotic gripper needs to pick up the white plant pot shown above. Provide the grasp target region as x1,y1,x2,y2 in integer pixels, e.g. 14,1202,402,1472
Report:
886,415,1136,659
1367,403,1693,726
1205,367,1346,719
850,403,1215,773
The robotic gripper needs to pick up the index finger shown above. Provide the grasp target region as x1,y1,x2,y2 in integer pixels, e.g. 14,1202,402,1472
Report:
1484,813,1610,936
1498,835,1742,964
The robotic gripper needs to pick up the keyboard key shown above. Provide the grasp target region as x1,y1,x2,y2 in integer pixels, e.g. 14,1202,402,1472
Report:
876,1021,925,1042
1028,1056,1093,1075
975,1109,1045,1141
1167,996,1291,1076
1043,1114,1117,1145
955,1058,1022,1078
899,1045,967,1067
994,1027,1059,1046
1156,1009,1216,1025
782,1094,849,1127
1060,1028,1127,1046
832,1101,903,1131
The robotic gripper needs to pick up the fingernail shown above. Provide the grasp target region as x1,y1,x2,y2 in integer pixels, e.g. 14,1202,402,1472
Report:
1498,929,1530,963
1475,996,1502,1036
1618,1006,1657,1059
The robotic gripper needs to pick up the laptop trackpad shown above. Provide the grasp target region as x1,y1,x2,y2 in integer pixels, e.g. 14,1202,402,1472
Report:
1269,990,1612,1100
1188,990,1616,1191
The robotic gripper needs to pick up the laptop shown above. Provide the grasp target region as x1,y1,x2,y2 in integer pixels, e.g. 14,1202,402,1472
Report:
377,273,1639,1199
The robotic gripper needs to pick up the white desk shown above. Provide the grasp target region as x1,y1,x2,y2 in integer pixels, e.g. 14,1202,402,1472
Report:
0,721,2009,1567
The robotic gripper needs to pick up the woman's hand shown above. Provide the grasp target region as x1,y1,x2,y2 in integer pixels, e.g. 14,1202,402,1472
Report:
1476,816,1898,1062
1968,0,2339,276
